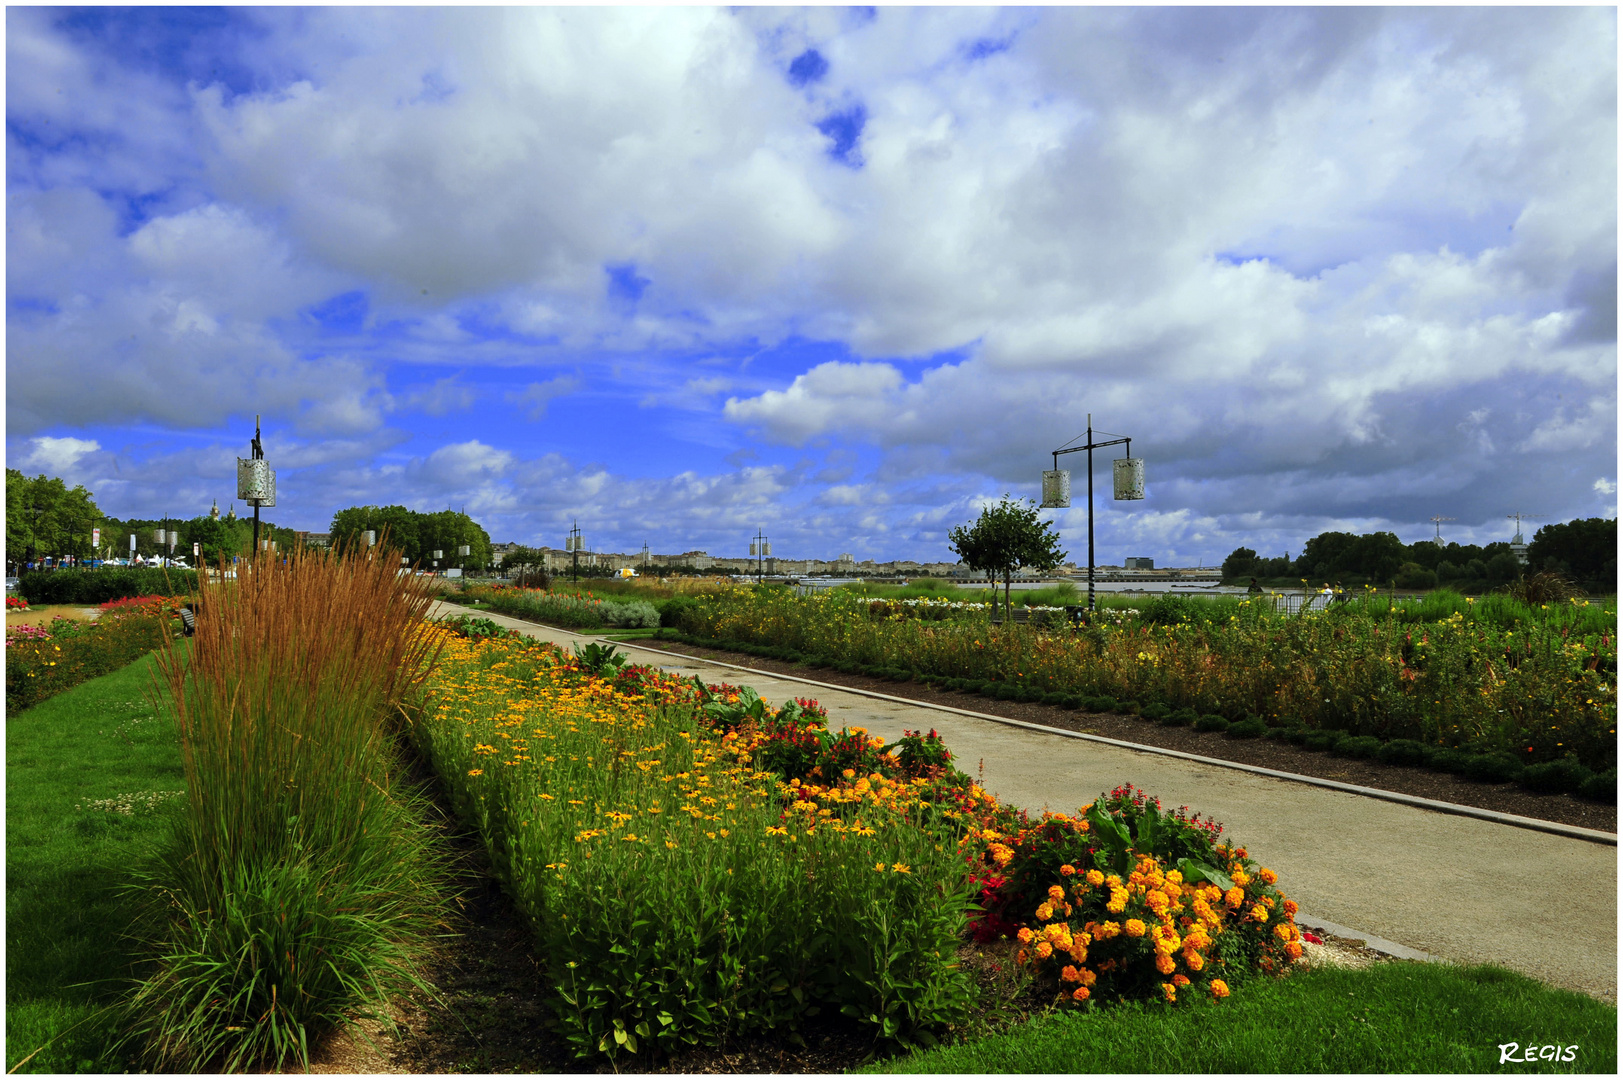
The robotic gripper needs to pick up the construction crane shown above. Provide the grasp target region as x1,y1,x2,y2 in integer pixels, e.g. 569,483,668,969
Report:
1429,516,1455,542
1506,511,1541,545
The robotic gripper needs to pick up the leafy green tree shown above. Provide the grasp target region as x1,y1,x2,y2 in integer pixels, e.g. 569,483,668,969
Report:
183,515,241,566
948,495,1067,615
6,469,102,569
1527,518,1617,592
1221,547,1262,583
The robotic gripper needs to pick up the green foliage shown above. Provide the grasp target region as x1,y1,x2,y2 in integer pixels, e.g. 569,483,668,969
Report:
947,495,1067,612
572,641,629,677
329,504,493,572
18,568,198,606
6,469,103,568
1528,518,1617,594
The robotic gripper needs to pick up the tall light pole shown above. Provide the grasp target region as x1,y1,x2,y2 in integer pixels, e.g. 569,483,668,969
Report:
237,415,275,558
1042,414,1144,611
750,529,770,584
567,521,583,583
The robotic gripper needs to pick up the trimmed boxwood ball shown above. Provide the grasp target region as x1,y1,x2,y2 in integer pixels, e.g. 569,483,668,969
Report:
1462,752,1524,784
994,683,1019,701
1163,708,1196,728
782,651,802,664
1264,726,1293,741
1193,714,1231,733
1426,747,1470,774
971,680,992,695
1141,703,1172,722
1519,758,1595,795
1375,739,1428,767
1578,768,1616,803
1094,697,1119,713
1284,728,1311,746
1331,735,1382,760
1303,730,1339,752
1041,691,1068,706
835,660,857,675
1060,694,1082,710
892,669,914,682
1226,718,1267,739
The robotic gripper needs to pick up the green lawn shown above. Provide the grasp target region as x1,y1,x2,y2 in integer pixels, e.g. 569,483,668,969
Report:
862,961,1616,1074
6,647,185,1073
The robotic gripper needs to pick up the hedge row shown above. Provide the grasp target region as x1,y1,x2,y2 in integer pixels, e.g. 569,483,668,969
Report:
650,629,1616,806
18,568,199,605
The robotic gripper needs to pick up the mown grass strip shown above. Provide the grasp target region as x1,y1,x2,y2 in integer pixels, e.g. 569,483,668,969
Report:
6,648,185,1074
862,961,1617,1074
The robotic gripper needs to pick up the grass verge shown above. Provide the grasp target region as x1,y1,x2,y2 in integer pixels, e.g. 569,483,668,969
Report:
6,647,185,1073
862,961,1617,1074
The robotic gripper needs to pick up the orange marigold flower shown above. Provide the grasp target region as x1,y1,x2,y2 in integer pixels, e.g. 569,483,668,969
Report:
1124,919,1146,937
1224,887,1246,908
1155,953,1175,975
1072,986,1091,1002
1172,974,1190,987
1182,950,1204,972
1017,926,1035,944
1035,941,1054,959
1060,864,1077,876
1283,899,1299,917
1259,867,1278,885
1162,982,1177,1002
1060,965,1082,983
1048,884,1066,901
1211,979,1230,998
1285,941,1304,960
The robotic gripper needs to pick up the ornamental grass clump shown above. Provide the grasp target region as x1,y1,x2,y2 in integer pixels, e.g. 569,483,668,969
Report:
411,629,976,1060
122,546,448,1072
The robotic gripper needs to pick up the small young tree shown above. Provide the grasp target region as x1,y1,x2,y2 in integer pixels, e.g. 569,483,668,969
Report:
948,495,1068,616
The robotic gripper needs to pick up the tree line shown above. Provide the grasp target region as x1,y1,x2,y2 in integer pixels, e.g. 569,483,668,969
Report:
6,469,303,571
328,505,493,572
1222,517,1617,593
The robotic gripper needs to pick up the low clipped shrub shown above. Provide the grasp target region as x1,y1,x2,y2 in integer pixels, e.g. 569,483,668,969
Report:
1226,718,1267,739
1375,739,1428,767
1264,726,1294,741
1041,692,1068,707
656,595,702,629
1059,694,1082,710
1519,758,1595,796
1331,736,1382,760
1302,731,1339,752
1462,752,1524,784
1140,703,1172,722
995,684,1020,701
1193,714,1231,734
1578,768,1616,803
1284,728,1311,746
1163,708,1196,728
1426,747,1470,774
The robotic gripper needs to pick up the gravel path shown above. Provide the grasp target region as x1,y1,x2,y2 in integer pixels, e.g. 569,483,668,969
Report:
430,602,1619,1003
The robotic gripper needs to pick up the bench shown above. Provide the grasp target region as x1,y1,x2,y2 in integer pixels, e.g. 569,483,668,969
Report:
988,607,1031,626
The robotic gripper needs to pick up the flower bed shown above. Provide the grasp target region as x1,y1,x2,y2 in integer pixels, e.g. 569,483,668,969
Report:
462,583,660,629
414,622,1308,1063
5,597,183,713
672,589,1616,773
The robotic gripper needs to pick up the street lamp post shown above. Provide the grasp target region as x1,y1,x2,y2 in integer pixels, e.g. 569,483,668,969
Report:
750,529,770,584
237,415,276,558
1041,414,1144,612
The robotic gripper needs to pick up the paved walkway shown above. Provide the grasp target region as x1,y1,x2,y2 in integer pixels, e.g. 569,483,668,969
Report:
431,603,1619,1002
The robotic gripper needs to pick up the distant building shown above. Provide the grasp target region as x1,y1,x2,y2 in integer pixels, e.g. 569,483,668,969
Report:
1125,557,1155,570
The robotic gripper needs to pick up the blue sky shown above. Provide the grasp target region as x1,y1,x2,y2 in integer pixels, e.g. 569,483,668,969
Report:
6,6,1616,565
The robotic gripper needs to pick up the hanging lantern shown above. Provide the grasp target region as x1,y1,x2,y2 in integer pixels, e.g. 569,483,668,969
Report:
154,528,167,545
458,545,470,557
363,530,376,547
750,542,758,556
1041,469,1071,508
763,542,772,557
1113,457,1145,500
236,458,276,507
433,549,444,560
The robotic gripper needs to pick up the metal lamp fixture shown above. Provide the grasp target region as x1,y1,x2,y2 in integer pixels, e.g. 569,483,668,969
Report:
1043,414,1144,611
237,415,276,556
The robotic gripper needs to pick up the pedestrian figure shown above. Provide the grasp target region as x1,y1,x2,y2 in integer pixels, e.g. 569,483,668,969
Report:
1247,577,1263,594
